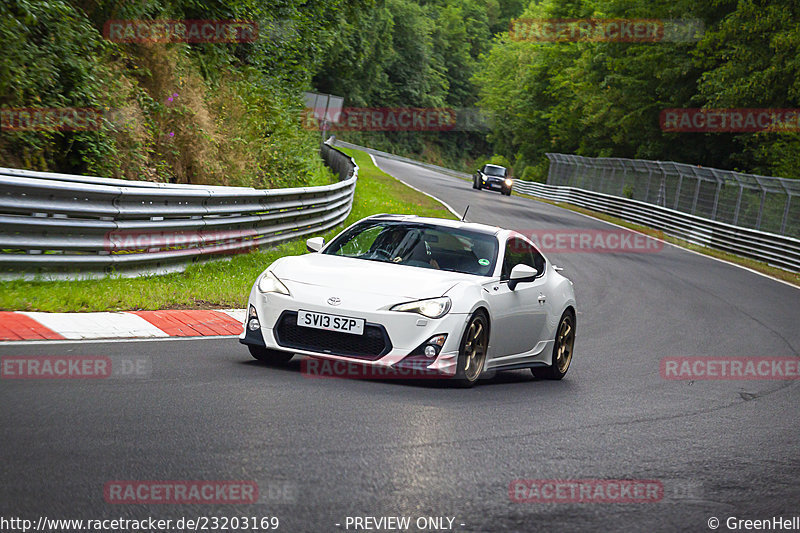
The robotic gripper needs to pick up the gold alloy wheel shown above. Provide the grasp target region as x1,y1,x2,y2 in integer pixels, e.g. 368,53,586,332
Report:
554,315,575,374
462,316,488,381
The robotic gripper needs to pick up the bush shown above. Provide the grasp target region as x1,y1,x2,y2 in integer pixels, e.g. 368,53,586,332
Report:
0,0,337,188
520,161,548,183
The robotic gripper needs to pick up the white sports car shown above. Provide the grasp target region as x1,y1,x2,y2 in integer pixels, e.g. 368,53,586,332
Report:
240,214,577,386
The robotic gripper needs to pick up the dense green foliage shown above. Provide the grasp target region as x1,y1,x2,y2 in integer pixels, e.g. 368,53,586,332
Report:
3,0,798,183
473,0,800,180
313,0,526,171
0,0,366,186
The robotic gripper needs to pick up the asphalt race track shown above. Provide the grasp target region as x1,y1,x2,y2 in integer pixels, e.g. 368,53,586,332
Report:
1,155,799,532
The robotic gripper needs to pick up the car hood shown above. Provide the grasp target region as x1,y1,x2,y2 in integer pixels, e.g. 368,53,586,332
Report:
270,253,479,300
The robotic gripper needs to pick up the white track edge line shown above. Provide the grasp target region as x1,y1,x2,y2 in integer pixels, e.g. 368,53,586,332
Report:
370,153,462,219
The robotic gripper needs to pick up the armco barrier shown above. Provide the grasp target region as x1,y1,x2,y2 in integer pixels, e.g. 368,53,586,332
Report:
546,153,800,238
332,139,471,181
332,139,799,273
0,139,357,279
510,180,800,272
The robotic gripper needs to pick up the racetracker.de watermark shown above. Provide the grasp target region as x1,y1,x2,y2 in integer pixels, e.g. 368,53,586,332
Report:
660,357,800,381
104,229,261,256
1,356,151,379
509,479,663,503
509,18,703,43
1,108,104,131
301,358,447,379
515,229,663,253
104,481,259,504
103,20,258,43
660,108,800,132
302,107,457,132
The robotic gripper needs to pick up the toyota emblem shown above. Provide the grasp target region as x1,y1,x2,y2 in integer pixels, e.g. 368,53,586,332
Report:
327,296,341,306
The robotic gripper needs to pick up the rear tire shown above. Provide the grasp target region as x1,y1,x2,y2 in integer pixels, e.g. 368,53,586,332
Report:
452,311,489,387
249,345,293,365
532,310,575,380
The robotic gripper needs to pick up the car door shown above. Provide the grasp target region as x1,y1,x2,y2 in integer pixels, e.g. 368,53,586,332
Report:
487,236,551,360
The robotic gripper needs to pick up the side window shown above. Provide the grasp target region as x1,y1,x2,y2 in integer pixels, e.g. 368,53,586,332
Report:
501,237,545,279
501,238,530,279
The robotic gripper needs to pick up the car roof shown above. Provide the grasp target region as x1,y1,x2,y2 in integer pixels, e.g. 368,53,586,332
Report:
366,214,502,236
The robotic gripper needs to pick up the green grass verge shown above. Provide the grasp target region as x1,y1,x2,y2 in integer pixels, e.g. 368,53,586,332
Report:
512,190,800,287
0,147,456,312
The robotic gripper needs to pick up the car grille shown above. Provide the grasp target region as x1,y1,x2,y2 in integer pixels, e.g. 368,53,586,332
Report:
274,311,391,360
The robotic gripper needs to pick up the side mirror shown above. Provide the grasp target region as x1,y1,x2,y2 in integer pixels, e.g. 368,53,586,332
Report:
508,264,537,290
306,236,324,253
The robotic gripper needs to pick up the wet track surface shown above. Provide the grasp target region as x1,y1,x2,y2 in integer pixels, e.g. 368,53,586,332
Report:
1,155,799,532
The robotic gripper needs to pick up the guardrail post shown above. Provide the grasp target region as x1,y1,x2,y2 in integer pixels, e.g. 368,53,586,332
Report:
780,195,791,235
755,189,766,230
690,171,702,215
656,163,667,207
711,181,722,220
644,168,653,203
709,170,722,221
673,171,683,211
733,185,743,226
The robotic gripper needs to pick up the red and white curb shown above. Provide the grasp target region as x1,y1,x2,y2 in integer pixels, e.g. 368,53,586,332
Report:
0,309,245,341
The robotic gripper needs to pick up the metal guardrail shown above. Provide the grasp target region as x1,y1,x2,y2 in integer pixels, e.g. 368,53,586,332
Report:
546,153,800,238
332,139,471,180
511,179,800,272
332,139,798,273
0,139,358,279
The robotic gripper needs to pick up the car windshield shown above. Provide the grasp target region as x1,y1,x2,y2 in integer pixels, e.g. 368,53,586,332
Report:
484,165,506,177
323,221,498,276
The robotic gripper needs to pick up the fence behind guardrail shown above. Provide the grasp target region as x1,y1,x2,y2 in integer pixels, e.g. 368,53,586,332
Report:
545,154,799,239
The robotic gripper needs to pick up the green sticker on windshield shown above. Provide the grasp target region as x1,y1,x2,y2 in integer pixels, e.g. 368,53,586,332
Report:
478,258,490,266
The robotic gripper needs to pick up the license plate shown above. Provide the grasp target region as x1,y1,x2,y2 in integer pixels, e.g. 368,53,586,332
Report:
297,310,365,335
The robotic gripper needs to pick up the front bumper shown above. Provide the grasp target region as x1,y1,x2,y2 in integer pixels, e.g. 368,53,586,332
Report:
240,289,468,377
482,177,509,190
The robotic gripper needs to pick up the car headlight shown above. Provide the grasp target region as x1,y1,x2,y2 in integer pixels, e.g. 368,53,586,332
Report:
257,270,290,295
391,297,452,319
504,179,513,186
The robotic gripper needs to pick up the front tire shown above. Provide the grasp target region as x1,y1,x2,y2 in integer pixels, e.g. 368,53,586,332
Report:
532,310,575,380
249,345,293,365
453,311,489,387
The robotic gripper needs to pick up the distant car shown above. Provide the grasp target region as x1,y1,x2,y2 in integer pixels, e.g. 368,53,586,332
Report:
474,164,512,195
240,214,577,386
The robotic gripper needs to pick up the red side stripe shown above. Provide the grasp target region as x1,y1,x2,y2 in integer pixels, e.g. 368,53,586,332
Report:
0,312,65,340
132,310,242,337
